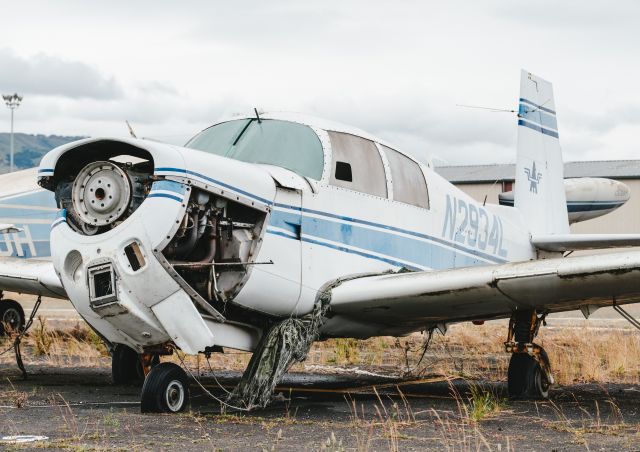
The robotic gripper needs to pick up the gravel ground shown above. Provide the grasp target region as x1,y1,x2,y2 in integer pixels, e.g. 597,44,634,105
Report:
2,364,640,451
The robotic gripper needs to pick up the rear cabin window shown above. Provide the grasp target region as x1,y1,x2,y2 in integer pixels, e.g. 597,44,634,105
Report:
380,144,429,209
328,131,387,198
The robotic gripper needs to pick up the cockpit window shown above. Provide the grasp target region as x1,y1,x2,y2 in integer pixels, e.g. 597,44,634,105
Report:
185,119,324,180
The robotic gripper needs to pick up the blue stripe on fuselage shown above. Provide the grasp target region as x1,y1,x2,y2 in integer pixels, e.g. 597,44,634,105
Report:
155,167,272,205
147,193,183,202
155,168,508,268
270,208,506,269
151,180,187,195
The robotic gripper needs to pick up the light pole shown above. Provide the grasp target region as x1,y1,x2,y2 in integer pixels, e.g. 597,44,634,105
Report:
2,93,23,173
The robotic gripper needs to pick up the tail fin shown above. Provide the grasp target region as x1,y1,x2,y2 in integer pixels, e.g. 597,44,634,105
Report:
514,70,569,236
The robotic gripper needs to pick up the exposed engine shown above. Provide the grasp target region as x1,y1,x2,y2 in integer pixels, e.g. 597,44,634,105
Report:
52,154,266,312
162,187,265,303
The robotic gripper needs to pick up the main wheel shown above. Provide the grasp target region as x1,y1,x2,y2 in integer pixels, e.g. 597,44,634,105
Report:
507,353,550,399
112,344,144,385
140,362,190,413
112,345,161,385
0,300,25,336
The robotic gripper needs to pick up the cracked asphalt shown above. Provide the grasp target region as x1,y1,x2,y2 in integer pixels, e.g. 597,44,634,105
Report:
2,364,640,451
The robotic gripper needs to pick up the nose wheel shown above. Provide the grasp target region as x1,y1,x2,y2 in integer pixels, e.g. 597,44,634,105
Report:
505,310,553,399
140,362,190,413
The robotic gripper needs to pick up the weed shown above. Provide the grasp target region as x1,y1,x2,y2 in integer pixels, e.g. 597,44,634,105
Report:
103,408,120,428
320,431,345,451
465,384,505,422
4,378,28,408
53,393,89,439
546,397,628,440
66,323,109,356
33,316,54,356
335,338,360,365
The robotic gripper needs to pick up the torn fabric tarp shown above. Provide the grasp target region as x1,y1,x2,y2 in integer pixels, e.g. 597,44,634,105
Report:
227,292,330,410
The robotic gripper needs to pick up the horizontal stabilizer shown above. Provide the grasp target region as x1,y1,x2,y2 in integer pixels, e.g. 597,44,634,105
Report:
532,234,640,252
0,223,23,234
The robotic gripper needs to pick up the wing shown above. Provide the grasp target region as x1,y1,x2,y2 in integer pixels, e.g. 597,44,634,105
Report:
0,169,64,299
327,250,640,336
0,257,67,299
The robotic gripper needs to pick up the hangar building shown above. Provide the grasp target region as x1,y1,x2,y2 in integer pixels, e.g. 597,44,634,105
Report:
435,160,640,234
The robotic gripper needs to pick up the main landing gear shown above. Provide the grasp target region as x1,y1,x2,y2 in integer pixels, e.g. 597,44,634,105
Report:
0,299,25,336
111,344,160,385
505,310,553,399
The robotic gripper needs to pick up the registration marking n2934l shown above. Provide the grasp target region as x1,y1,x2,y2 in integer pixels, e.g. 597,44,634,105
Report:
442,195,508,258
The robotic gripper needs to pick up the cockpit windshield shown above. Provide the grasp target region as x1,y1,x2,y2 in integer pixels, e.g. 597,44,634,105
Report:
185,119,324,180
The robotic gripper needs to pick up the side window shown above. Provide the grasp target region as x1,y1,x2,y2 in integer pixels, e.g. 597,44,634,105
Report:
328,131,387,198
380,144,429,209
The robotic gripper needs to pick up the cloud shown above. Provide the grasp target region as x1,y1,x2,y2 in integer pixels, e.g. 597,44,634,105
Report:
0,49,122,99
298,89,517,164
497,0,640,31
1,1,638,165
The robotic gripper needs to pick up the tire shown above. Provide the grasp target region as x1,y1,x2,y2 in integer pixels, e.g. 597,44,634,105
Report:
507,353,550,399
532,349,551,399
0,300,25,336
507,353,530,398
140,362,190,413
112,344,142,385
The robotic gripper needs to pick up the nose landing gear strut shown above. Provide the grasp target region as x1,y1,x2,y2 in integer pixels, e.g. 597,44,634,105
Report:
505,310,553,399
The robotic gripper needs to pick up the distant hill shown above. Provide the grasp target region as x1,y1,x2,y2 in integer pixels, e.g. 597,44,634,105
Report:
0,133,85,174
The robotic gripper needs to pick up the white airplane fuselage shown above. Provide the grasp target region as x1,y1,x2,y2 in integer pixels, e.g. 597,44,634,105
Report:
7,71,640,413
34,113,542,354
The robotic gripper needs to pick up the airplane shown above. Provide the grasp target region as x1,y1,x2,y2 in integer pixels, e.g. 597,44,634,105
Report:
3,69,640,413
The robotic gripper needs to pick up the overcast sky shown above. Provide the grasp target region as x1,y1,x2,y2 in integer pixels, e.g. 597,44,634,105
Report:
1,0,639,165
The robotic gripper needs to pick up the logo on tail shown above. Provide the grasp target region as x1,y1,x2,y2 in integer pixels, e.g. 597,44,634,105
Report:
524,162,542,193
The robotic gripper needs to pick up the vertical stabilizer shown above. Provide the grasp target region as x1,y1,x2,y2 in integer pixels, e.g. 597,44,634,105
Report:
514,70,569,236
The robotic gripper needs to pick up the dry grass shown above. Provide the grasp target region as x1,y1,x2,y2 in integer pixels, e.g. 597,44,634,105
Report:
3,378,29,408
346,385,514,451
464,384,505,422
0,318,110,368
2,319,640,387
302,322,640,386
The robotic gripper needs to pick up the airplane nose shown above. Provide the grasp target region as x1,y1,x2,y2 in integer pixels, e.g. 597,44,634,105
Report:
50,176,217,353
40,138,269,355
